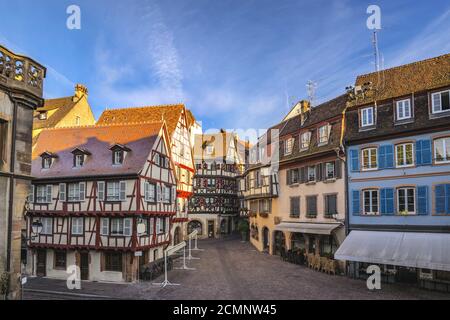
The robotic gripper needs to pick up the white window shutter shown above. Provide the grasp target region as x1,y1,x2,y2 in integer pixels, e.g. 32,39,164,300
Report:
79,182,86,201
157,184,162,202
165,217,170,233
144,181,149,201
119,181,126,201
149,218,154,235
59,183,66,201
101,218,109,235
29,185,35,203
46,185,52,203
124,218,132,236
172,186,177,204
98,181,105,201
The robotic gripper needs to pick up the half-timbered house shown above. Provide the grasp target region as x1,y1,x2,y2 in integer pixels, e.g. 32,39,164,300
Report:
189,130,245,238
97,104,197,245
27,121,176,282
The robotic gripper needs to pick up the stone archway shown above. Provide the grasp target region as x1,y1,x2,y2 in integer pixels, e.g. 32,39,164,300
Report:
187,220,203,236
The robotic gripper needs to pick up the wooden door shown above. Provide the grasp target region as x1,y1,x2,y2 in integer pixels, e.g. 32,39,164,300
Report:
36,249,46,277
80,252,89,280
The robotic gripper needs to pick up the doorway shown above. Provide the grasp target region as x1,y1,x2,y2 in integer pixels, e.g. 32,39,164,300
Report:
262,227,270,251
273,231,286,256
173,226,182,245
208,221,215,238
36,249,46,277
80,252,89,280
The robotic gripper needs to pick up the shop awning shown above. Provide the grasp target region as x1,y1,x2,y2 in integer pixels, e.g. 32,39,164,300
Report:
274,222,341,235
335,230,450,272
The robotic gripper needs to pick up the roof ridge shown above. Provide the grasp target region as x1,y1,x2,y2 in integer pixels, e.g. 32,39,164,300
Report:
40,121,164,132
43,95,73,102
103,103,185,112
356,53,450,79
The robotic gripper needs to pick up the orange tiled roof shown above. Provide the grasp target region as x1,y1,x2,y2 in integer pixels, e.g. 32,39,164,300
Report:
32,122,164,178
97,104,196,137
353,53,450,106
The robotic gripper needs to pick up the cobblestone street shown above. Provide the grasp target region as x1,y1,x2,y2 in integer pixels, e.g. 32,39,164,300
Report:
24,237,450,300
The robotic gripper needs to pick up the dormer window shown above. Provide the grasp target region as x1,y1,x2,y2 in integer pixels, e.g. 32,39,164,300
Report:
40,152,58,169
109,144,130,166
300,132,311,150
360,106,375,127
318,125,330,145
71,148,90,168
38,112,47,120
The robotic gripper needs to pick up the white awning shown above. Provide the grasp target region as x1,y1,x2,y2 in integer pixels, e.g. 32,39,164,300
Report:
274,222,341,235
335,230,450,272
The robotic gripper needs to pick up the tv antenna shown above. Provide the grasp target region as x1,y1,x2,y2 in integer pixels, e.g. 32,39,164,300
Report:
372,31,380,72
306,80,317,107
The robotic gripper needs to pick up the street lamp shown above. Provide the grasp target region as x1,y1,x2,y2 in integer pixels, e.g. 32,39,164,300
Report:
30,220,43,240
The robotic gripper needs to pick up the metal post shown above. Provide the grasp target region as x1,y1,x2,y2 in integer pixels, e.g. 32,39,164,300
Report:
192,234,204,251
175,247,195,270
187,237,200,260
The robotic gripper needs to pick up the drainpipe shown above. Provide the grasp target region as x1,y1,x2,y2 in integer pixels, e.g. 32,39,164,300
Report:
338,101,350,236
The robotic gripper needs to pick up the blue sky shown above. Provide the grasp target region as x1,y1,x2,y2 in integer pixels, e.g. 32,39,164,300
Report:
1,0,449,131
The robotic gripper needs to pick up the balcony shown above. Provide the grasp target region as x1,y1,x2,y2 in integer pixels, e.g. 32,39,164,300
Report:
0,45,46,97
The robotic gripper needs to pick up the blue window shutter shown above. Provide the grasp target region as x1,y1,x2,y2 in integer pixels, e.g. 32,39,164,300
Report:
416,140,423,166
385,145,394,168
435,185,446,214
352,190,360,216
422,140,432,165
380,188,386,214
447,185,450,215
350,150,359,172
417,186,429,215
381,188,394,215
378,146,386,169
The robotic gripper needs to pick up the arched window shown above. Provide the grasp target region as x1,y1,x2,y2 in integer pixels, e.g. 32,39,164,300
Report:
187,220,203,235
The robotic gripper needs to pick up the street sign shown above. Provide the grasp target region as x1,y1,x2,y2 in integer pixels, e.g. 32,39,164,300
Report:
21,277,27,285
134,251,143,257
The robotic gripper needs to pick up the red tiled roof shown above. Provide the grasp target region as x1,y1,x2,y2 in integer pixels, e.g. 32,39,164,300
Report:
32,122,164,179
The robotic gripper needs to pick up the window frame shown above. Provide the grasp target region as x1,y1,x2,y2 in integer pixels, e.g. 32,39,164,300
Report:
396,98,412,121
104,252,123,272
397,187,416,215
74,154,84,168
71,217,84,235
300,132,311,150
113,150,124,165
395,143,415,168
41,217,53,235
325,162,335,180
42,157,52,169
362,147,378,171
54,250,67,270
431,89,450,114
360,106,375,127
284,137,294,155
318,125,330,145
362,189,379,215
434,136,450,164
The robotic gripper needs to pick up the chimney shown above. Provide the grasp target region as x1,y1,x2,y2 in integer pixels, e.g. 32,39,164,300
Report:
299,100,311,125
74,84,88,101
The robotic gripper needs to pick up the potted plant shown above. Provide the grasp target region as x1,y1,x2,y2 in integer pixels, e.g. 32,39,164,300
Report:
0,272,9,300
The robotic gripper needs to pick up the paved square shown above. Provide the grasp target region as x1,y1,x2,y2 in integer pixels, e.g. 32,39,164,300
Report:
24,237,450,300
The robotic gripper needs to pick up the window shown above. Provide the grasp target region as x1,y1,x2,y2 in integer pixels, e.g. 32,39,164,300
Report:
306,196,317,217
318,125,330,144
67,183,85,202
74,154,84,168
38,112,47,120
106,181,125,202
325,162,335,179
362,148,377,170
396,143,414,167
206,145,214,155
396,99,412,120
54,251,66,269
144,181,156,202
71,217,84,235
154,153,160,166
431,90,450,114
289,169,299,184
325,194,337,217
260,199,270,213
156,218,164,234
104,252,122,272
75,116,81,125
111,218,123,235
363,190,379,215
100,218,109,235
163,185,171,203
397,187,415,214
36,185,52,203
41,217,53,235
307,166,316,182
301,132,311,150
42,157,52,169
434,137,450,163
113,150,124,165
290,197,300,217
361,107,375,127
284,138,294,155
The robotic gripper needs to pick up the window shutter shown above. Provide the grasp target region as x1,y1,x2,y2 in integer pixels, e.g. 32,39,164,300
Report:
350,150,359,172
124,218,132,236
98,182,105,201
149,218,154,235
299,167,306,183
381,188,394,215
385,145,394,168
378,146,386,169
59,183,66,201
416,139,432,166
435,185,446,214
447,185,450,215
286,169,291,185
172,186,177,204
46,185,52,203
322,162,327,180
157,184,162,202
101,218,109,235
144,182,149,201
29,185,35,203
316,163,322,181
417,186,429,215
119,181,126,201
335,160,341,178
351,190,360,216
79,182,86,201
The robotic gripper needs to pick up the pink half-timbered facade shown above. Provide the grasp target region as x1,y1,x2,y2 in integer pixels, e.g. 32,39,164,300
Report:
27,122,176,282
